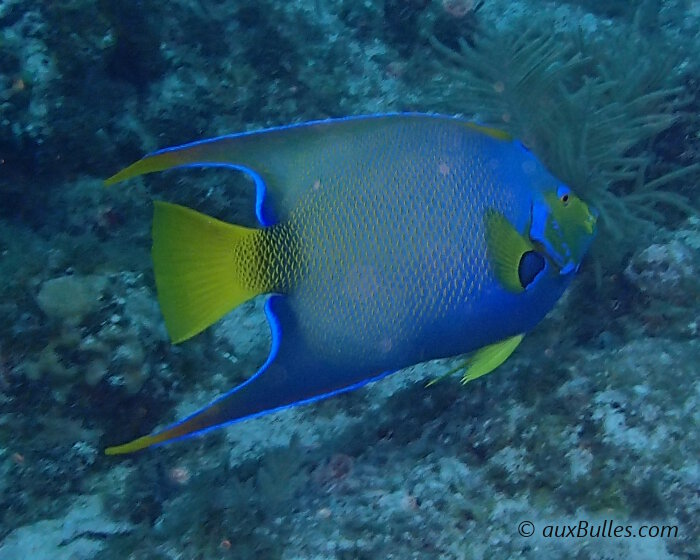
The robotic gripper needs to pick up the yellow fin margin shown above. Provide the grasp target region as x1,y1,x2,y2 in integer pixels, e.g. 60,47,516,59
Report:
104,409,211,455
104,151,190,186
485,210,533,293
464,122,513,142
105,434,162,456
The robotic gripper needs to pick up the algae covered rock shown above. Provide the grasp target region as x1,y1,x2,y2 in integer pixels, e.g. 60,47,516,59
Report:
36,274,107,324
624,240,695,298
0,494,133,560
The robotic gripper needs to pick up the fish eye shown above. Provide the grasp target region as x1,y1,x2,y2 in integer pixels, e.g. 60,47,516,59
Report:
556,185,571,206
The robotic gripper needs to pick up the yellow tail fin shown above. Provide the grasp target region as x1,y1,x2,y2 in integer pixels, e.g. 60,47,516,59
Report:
152,201,267,343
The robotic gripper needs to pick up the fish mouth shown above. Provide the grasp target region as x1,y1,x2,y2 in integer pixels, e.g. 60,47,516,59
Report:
584,204,599,235
528,201,568,272
528,232,572,274
528,199,598,276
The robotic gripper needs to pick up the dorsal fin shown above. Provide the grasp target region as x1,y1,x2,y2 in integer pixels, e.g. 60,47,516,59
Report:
104,114,513,225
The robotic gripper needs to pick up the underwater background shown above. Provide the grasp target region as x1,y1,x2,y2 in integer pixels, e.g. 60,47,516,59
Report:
0,0,698,558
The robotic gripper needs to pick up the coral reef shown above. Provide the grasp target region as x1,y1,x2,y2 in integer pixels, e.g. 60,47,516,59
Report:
36,274,107,325
0,0,698,558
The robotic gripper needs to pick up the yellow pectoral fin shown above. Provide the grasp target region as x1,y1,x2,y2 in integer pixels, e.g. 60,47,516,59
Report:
485,210,534,293
461,334,525,384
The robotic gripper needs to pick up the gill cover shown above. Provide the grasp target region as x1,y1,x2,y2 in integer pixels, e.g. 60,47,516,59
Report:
530,185,597,274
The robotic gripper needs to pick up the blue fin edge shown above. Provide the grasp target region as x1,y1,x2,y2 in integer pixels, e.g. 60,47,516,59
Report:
148,295,394,448
168,162,275,226
143,113,514,227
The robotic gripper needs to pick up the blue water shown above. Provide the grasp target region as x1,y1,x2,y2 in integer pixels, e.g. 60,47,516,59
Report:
0,1,698,558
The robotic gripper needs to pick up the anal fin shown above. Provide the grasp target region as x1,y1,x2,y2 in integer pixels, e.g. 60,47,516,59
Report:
105,296,392,455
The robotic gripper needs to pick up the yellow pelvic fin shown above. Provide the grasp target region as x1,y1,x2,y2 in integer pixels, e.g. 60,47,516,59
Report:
485,210,533,293
460,334,524,384
427,334,525,386
152,201,270,343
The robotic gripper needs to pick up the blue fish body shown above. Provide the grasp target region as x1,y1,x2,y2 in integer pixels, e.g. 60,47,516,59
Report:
104,114,596,453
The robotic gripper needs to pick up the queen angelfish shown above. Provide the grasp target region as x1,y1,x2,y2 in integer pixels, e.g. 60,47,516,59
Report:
103,113,596,454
